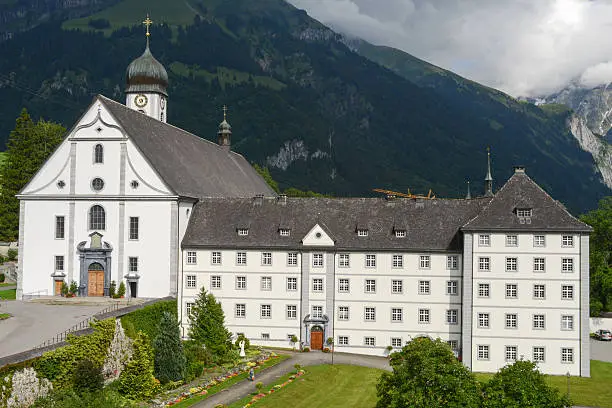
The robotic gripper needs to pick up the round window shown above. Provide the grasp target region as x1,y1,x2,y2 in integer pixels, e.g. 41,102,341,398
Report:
315,232,322,238
92,178,105,191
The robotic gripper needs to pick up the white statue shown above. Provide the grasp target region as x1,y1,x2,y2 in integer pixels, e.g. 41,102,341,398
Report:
239,339,246,357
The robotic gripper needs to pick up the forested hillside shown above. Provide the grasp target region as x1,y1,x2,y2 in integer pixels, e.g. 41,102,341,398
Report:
0,0,608,213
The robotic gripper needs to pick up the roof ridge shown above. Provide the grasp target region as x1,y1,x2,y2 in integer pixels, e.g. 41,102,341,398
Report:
98,94,231,153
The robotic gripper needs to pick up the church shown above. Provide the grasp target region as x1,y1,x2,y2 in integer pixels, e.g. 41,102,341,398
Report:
17,27,592,377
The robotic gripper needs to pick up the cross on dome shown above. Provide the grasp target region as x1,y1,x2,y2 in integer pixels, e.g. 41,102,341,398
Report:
143,14,153,37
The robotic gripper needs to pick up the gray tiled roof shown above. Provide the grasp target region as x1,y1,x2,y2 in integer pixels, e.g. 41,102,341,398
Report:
182,196,492,251
99,96,275,199
462,170,591,232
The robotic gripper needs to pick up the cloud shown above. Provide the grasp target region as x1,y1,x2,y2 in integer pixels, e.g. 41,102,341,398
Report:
287,0,612,97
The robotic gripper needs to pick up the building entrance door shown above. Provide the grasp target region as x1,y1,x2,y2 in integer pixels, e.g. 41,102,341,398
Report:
87,263,104,297
54,280,63,296
310,326,324,350
129,281,138,298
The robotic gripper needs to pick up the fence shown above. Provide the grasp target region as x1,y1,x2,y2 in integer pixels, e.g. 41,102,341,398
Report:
36,302,121,349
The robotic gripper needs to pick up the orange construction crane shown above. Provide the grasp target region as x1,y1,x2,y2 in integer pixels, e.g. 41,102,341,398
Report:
372,188,436,199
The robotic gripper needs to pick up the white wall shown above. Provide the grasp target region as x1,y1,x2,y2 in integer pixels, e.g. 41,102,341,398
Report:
470,233,582,376
590,317,612,333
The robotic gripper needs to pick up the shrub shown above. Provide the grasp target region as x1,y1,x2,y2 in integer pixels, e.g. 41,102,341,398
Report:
326,337,334,346
68,281,78,296
73,360,103,395
234,333,250,350
118,332,158,400
60,281,68,297
7,248,17,261
120,300,177,340
36,319,115,388
0,255,6,264
153,312,186,384
294,364,302,371
116,282,126,298
256,382,263,393
108,281,116,298
322,347,330,353
33,388,135,408
302,347,310,352
0,273,4,283
184,341,213,382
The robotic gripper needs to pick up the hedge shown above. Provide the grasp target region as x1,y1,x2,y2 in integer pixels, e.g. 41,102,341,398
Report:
120,299,176,340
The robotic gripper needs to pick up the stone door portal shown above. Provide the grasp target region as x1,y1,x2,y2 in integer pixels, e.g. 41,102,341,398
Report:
310,326,324,350
54,280,63,296
87,263,104,297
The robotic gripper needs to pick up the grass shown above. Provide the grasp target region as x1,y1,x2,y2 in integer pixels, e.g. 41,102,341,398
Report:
0,282,15,287
170,63,286,91
229,365,384,408
170,354,290,408
0,288,16,300
0,313,10,320
62,0,198,34
475,360,612,408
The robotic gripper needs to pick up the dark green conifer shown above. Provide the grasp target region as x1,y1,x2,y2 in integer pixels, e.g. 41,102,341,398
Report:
188,287,232,359
153,311,186,383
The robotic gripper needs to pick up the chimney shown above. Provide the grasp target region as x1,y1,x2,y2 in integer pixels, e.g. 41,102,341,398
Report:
253,194,264,206
513,166,526,174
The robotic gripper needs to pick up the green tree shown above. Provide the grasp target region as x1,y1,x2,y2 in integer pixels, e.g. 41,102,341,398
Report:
482,360,570,408
580,197,612,314
72,359,103,395
253,164,280,194
188,287,232,359
118,331,158,400
153,311,186,384
0,109,65,241
376,337,481,408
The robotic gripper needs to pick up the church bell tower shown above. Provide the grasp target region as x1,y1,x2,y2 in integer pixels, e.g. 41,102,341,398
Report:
125,15,168,123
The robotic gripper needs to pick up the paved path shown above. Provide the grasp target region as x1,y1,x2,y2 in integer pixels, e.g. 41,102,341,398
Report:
194,351,390,408
0,301,103,357
590,338,612,363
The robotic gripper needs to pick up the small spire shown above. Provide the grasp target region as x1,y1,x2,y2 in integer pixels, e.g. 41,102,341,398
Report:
223,105,228,121
466,180,472,199
484,147,494,197
218,105,232,151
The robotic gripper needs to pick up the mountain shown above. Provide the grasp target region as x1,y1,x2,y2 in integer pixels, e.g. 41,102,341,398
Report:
533,83,612,189
0,0,608,213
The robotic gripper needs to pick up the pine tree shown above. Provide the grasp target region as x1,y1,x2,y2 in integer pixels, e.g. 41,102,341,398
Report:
188,287,232,358
0,109,65,241
118,331,158,399
153,311,186,384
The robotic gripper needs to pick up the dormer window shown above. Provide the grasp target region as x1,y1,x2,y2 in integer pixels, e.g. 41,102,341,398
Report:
395,230,406,238
516,208,532,217
357,229,368,237
237,228,249,236
279,228,291,237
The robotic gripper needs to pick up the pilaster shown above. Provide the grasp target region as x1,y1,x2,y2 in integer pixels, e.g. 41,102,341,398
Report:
169,201,178,296
580,234,591,377
300,252,310,345
461,233,474,369
16,201,25,300
325,252,335,344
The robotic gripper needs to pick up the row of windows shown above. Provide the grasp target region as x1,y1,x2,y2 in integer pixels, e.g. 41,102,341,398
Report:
336,336,458,350
476,312,575,330
477,282,574,300
186,251,459,269
53,255,138,273
186,302,461,324
55,213,139,238
477,234,574,248
185,274,460,296
236,227,409,239
477,256,574,273
477,345,575,363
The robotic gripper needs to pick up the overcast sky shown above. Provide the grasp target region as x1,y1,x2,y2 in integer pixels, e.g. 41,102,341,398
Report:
287,0,612,97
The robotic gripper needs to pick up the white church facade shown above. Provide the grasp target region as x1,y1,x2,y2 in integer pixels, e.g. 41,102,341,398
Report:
17,31,591,377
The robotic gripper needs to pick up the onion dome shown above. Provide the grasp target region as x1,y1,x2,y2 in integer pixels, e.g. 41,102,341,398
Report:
218,106,232,149
126,41,168,96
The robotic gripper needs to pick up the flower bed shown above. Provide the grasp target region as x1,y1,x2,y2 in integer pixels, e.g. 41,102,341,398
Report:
239,369,305,408
161,352,281,407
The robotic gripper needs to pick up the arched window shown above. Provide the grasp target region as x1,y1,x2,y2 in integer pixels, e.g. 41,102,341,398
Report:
94,144,104,164
89,205,106,230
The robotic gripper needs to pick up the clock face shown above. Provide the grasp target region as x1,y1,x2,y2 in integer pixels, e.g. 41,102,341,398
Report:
160,97,166,110
134,94,148,108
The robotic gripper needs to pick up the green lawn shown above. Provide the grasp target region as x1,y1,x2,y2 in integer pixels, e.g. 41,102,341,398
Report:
62,0,197,34
0,313,10,320
0,289,16,300
475,360,612,408
0,282,15,287
229,365,384,408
